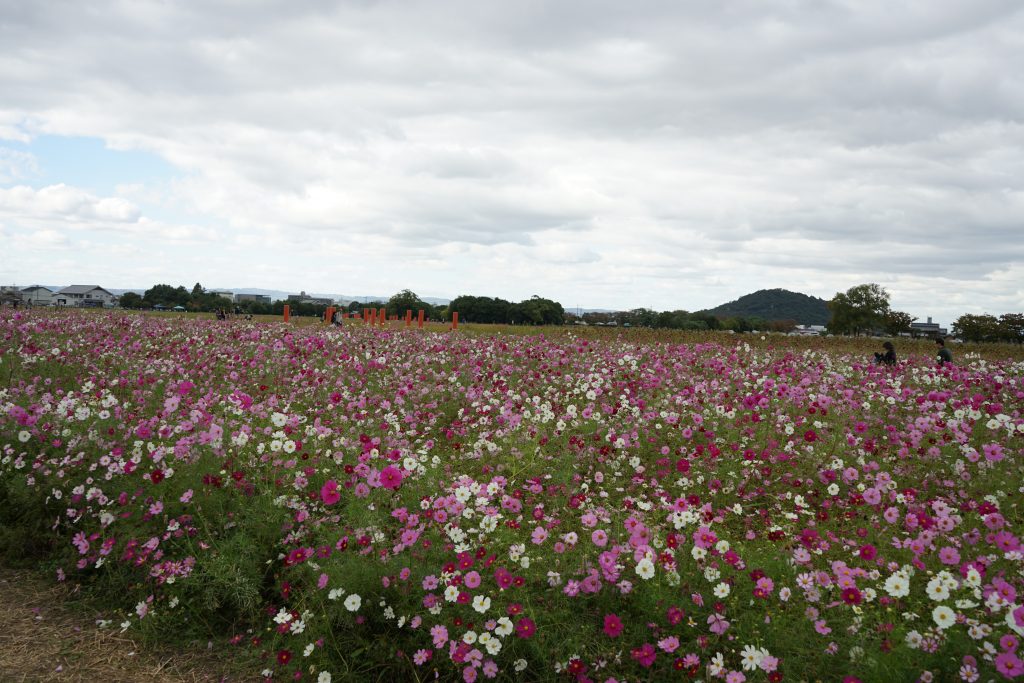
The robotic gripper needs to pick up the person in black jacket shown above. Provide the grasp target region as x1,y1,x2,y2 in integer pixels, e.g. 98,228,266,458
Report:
874,341,897,366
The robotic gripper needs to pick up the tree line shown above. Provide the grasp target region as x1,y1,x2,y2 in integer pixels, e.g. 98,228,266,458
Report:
826,283,1023,343
118,282,1022,342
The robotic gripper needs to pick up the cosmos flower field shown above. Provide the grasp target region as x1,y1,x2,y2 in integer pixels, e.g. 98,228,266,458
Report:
1,310,1023,682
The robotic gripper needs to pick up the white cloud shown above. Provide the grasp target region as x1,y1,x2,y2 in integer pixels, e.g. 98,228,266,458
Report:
0,0,1021,324
0,184,141,225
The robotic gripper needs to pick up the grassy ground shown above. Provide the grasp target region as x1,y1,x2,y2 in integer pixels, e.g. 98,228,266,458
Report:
0,566,254,683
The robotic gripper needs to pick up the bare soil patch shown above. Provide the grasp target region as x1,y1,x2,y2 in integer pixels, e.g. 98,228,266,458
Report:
0,567,252,682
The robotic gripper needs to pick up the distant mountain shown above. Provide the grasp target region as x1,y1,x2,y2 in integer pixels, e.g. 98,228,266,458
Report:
703,288,831,325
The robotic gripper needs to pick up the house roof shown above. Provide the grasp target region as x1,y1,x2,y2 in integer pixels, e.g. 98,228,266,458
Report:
21,285,53,293
58,285,113,295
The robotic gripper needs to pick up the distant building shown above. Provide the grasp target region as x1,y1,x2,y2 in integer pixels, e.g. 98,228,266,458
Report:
287,290,333,306
55,285,117,308
209,290,234,300
910,317,948,337
234,293,271,304
792,325,827,336
21,285,55,306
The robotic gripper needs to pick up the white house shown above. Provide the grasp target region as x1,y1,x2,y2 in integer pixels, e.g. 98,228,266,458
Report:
21,285,55,306
55,285,118,308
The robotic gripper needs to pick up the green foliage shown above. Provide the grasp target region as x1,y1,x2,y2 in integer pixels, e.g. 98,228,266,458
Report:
385,290,441,320
952,312,1024,343
883,309,916,336
827,283,891,335
509,296,564,325
143,283,191,308
118,291,145,309
952,313,1002,342
449,295,512,324
0,473,57,565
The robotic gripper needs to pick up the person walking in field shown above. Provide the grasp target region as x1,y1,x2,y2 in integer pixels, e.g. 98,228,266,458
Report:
935,337,952,366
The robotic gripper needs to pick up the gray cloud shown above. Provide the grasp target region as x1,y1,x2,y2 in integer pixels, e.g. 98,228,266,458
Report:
0,0,1022,323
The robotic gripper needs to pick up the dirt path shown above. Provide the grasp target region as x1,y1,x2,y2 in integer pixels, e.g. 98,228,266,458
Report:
0,567,251,682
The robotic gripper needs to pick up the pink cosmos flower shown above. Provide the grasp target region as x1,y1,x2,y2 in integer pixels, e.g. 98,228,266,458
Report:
515,617,536,638
603,613,623,637
380,466,403,490
631,643,656,667
995,651,1024,678
707,613,729,635
320,480,341,505
938,546,960,565
658,635,680,653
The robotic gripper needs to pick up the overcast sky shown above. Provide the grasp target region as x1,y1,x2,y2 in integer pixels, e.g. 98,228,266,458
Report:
1,0,1022,323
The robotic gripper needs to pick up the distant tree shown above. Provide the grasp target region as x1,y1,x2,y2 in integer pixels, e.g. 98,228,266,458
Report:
143,284,190,308
952,313,1001,342
827,284,891,336
119,291,144,309
998,313,1024,343
766,319,798,333
387,289,429,319
882,310,916,337
508,296,563,325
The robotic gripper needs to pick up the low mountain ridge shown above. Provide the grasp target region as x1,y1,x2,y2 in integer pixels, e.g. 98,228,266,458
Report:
703,288,831,325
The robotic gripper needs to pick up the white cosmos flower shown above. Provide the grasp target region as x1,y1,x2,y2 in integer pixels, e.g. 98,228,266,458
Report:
926,577,950,601
740,644,764,671
344,594,361,612
884,573,910,598
472,595,491,613
495,617,514,637
635,558,656,580
932,606,956,630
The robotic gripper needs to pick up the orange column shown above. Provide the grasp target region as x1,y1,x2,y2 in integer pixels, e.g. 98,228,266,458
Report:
405,310,412,327
379,308,387,326
325,306,335,324
283,304,290,322
369,308,376,325
418,309,424,329
452,311,458,330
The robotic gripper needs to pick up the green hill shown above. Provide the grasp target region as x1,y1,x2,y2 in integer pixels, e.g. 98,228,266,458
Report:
703,288,831,325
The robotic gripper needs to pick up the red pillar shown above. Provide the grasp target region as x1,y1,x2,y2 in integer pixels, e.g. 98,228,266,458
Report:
283,304,290,323
405,310,412,327
379,308,387,326
325,306,335,324
418,309,424,329
452,311,458,330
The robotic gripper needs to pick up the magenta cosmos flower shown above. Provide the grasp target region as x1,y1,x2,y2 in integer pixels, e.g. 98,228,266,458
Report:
320,480,341,505
380,465,403,490
603,613,624,637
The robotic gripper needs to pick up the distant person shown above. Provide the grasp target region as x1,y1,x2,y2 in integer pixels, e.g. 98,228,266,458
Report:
935,337,952,366
332,309,344,327
874,341,897,366
215,308,226,321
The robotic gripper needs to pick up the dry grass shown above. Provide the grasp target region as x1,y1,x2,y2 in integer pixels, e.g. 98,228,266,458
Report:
0,567,255,682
